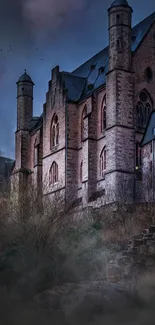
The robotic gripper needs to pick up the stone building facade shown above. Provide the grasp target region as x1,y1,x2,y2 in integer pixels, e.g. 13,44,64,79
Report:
11,0,155,208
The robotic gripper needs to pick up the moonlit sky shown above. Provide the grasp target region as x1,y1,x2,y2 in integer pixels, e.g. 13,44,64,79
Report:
0,0,155,159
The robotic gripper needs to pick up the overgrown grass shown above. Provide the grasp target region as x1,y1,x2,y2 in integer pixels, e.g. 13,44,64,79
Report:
0,188,155,324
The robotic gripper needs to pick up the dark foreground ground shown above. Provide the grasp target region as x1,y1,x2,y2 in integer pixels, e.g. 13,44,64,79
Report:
0,276,155,325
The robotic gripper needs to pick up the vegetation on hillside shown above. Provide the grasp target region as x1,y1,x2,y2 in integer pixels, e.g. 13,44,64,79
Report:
0,187,155,324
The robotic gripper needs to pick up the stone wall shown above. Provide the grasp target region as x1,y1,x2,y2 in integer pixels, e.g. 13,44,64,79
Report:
107,224,155,283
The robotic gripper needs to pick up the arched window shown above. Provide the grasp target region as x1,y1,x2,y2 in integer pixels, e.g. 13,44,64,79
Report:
136,90,152,128
81,105,87,141
49,162,58,185
100,147,106,177
34,138,39,167
101,95,106,132
50,114,59,148
136,142,142,168
80,161,83,183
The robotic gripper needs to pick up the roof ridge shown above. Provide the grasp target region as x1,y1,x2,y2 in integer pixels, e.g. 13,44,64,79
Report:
71,11,155,75
71,47,108,75
134,11,155,27
0,156,14,161
62,70,86,79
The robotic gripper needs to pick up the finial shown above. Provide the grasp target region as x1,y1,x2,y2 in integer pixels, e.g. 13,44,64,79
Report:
25,69,26,73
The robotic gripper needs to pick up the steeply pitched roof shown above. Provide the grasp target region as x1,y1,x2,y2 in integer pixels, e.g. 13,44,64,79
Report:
29,114,43,134
61,72,86,102
62,11,155,102
141,111,155,147
0,156,14,177
28,117,40,131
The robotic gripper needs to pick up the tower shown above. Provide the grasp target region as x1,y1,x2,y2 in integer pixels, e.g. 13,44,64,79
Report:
16,69,34,131
108,0,133,71
15,70,34,171
105,0,135,203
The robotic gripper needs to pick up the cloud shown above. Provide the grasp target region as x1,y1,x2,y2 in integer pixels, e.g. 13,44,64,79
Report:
21,0,91,40
0,0,90,46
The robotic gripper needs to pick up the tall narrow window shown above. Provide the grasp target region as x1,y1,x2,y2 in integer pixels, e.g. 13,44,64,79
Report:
34,138,39,167
100,147,106,177
145,67,153,83
136,142,142,168
136,90,152,128
50,114,59,149
80,161,83,183
150,161,153,188
101,95,106,132
81,105,87,141
49,162,58,185
116,14,120,23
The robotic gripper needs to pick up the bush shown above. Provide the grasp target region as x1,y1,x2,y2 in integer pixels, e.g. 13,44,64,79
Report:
1,187,155,324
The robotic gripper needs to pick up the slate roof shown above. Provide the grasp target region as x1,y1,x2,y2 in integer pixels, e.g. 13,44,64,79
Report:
0,156,14,177
61,72,86,102
61,11,155,102
30,11,155,133
28,117,40,131
141,111,155,147
29,114,43,134
110,0,129,8
17,70,34,84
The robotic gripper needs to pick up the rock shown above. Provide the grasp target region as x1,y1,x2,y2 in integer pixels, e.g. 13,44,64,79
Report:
147,245,155,255
142,229,149,235
117,256,132,267
149,225,155,233
134,239,144,247
138,245,147,255
122,250,128,257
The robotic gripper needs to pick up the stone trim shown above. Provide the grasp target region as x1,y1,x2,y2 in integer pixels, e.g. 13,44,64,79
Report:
43,186,65,196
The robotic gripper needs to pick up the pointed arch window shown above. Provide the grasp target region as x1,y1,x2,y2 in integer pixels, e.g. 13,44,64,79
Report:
100,147,106,177
136,142,142,169
80,161,83,183
50,114,59,148
136,90,152,128
49,162,58,185
101,95,106,132
81,105,87,141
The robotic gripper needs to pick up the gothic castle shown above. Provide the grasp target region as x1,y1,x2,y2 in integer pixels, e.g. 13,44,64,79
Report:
11,0,155,208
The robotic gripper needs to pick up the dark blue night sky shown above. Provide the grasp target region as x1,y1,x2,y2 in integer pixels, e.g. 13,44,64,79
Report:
0,0,155,158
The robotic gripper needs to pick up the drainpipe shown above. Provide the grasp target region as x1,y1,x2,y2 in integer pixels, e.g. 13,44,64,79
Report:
152,139,154,217
65,95,68,207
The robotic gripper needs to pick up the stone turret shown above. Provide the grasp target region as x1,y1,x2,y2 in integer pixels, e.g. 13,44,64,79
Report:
17,70,34,131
